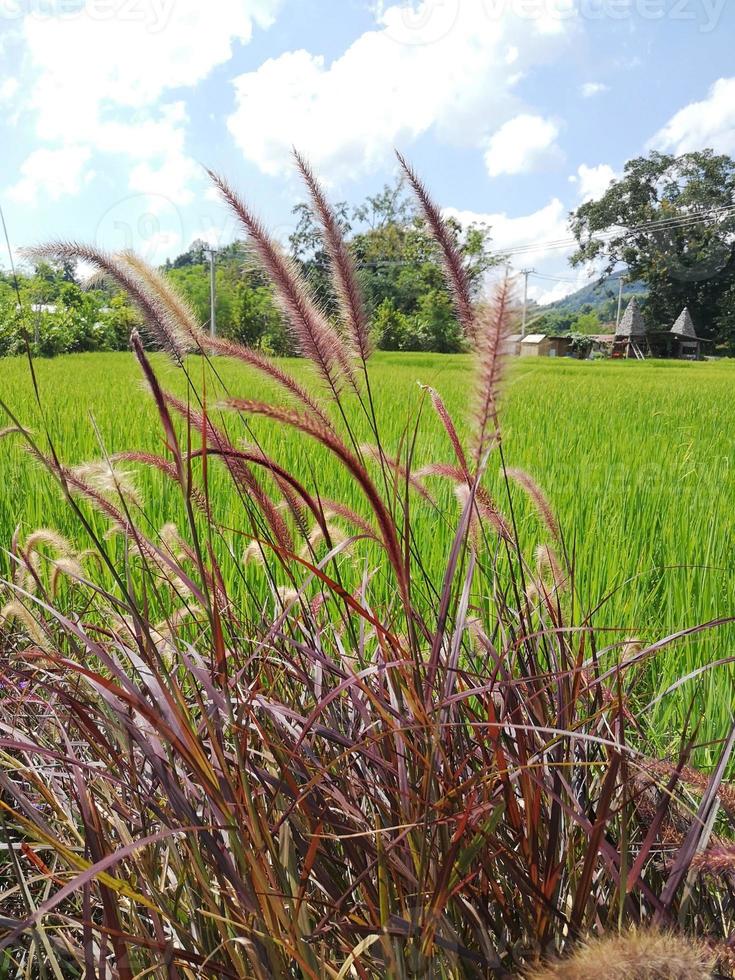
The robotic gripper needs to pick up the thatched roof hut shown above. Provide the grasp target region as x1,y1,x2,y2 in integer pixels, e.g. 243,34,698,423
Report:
671,307,698,340
615,298,646,338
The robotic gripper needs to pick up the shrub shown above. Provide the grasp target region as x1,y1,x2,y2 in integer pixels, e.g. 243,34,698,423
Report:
0,153,734,978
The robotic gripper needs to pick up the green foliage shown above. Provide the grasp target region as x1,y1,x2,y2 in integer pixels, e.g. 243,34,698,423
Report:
232,281,290,354
165,258,289,353
0,261,138,357
532,305,607,337
570,310,602,334
570,150,735,345
375,289,464,352
374,297,420,351
291,177,500,350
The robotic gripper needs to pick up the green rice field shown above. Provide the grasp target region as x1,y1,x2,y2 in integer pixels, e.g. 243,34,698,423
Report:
1,351,734,748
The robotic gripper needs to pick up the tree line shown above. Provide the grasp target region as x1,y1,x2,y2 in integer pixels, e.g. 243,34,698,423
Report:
1,149,733,357
162,181,498,354
0,180,498,358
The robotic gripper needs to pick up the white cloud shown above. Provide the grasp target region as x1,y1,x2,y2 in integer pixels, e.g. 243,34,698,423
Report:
129,154,202,209
528,269,591,306
9,0,281,207
0,78,19,103
446,197,569,263
227,1,575,180
8,146,94,203
580,82,609,98
24,1,281,142
119,103,202,206
483,114,561,177
650,77,735,156
571,163,616,202
445,198,607,304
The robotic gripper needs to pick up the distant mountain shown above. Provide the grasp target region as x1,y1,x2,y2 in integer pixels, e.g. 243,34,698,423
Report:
541,272,647,318
526,272,649,336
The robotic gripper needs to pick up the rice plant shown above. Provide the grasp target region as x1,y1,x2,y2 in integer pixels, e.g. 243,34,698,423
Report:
1,154,734,977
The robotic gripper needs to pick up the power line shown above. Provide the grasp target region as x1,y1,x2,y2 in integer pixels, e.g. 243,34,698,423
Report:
530,272,590,284
504,205,735,257
502,203,735,258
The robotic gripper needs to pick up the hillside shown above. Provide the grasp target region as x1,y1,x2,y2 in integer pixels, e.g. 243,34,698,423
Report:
543,272,647,316
532,272,648,335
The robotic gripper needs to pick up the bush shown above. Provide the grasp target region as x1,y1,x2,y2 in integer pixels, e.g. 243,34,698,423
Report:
231,281,292,354
375,290,466,352
0,306,25,357
0,281,138,359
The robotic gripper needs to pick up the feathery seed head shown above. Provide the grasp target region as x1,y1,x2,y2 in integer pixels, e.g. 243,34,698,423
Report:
71,461,143,509
526,929,714,979
24,242,191,360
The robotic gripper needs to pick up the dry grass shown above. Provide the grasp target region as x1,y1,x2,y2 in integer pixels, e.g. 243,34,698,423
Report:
526,929,715,979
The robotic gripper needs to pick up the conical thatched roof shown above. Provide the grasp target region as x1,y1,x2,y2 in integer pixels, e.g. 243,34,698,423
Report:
616,298,646,338
671,307,698,339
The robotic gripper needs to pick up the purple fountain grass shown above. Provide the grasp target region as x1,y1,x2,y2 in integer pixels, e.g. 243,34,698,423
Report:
422,385,471,479
1,159,734,979
693,844,735,876
293,149,372,366
206,168,358,400
397,151,477,341
506,466,562,543
224,394,409,602
120,249,335,429
473,275,514,465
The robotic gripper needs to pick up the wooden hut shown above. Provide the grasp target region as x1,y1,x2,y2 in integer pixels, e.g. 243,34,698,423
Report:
547,336,574,357
503,333,522,357
520,334,548,357
612,298,647,359
519,334,573,358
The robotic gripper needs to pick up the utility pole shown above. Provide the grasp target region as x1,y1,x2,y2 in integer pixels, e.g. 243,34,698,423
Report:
521,269,534,339
205,248,217,338
615,272,626,330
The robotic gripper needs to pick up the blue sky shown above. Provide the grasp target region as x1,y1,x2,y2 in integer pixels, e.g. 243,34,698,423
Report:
1,0,734,302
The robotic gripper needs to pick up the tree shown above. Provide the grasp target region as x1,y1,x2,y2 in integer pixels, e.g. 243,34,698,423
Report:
570,150,735,344
290,178,501,352
570,310,602,335
0,260,140,357
165,250,286,351
232,280,289,354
